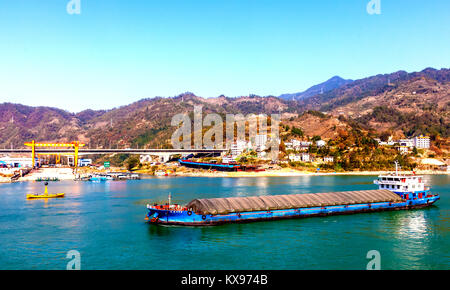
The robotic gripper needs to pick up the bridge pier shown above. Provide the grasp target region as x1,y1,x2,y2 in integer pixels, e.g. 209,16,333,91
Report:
159,153,172,163
140,155,152,163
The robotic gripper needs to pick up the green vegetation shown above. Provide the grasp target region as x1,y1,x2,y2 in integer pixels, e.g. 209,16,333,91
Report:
358,106,449,138
304,110,328,119
291,126,304,137
131,127,167,147
92,153,130,167
125,156,141,171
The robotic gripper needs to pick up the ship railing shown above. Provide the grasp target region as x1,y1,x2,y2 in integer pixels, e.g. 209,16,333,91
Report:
374,180,405,185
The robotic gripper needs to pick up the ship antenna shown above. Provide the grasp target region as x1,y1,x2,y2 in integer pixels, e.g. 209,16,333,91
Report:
394,161,399,175
168,192,171,206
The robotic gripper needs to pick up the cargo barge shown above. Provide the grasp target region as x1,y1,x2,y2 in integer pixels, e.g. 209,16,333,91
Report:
146,172,440,226
178,158,241,171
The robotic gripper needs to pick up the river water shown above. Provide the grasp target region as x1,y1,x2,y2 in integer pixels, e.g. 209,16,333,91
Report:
0,175,448,270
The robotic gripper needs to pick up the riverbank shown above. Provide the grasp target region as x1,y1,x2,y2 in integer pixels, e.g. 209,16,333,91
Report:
17,167,75,182
175,168,450,178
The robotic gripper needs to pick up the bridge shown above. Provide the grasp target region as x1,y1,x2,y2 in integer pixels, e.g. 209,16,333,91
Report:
0,148,227,163
0,148,226,154
0,140,228,173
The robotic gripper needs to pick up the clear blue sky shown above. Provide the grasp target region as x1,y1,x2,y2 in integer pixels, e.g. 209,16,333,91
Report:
0,0,449,112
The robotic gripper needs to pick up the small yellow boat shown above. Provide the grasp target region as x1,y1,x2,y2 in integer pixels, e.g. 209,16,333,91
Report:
27,182,65,199
27,193,65,199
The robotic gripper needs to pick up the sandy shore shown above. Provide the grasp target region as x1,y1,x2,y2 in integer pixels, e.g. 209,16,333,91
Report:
175,168,450,178
17,168,76,182
0,176,12,183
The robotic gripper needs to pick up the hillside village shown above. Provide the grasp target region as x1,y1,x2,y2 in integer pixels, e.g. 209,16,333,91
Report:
177,130,448,174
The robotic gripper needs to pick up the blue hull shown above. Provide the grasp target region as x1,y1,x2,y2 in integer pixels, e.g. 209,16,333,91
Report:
179,159,241,171
147,194,440,226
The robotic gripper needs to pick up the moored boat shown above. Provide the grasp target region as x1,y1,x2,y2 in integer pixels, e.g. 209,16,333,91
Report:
179,158,241,172
89,174,113,181
146,166,440,226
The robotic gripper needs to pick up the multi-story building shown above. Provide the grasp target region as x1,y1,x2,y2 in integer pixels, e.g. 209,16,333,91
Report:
288,153,312,162
289,154,301,162
301,153,311,162
291,139,301,150
231,140,249,158
255,134,268,151
284,142,293,150
324,156,334,163
399,139,414,147
413,135,430,149
316,140,326,147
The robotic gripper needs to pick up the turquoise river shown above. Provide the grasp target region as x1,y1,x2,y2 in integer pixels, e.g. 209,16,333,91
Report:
0,175,448,270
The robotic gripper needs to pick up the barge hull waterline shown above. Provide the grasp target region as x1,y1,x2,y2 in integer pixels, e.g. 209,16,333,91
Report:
148,198,439,226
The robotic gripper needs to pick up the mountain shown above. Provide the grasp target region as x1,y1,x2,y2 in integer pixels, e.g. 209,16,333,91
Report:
297,68,450,137
0,103,84,147
0,68,448,149
279,76,353,100
299,68,450,112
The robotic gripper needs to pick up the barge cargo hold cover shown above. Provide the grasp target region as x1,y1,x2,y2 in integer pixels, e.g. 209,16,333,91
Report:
185,190,403,215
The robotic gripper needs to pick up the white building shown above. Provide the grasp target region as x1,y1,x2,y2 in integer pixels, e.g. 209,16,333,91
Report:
78,159,92,167
300,141,312,147
231,140,249,158
291,139,301,150
324,156,334,163
290,139,312,150
413,135,430,149
399,139,414,147
284,142,293,150
288,153,311,162
289,154,301,162
301,153,311,162
396,146,410,154
316,140,326,147
255,134,268,151
0,157,34,168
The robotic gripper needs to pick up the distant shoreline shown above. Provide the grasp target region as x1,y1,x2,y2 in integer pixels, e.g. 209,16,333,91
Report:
173,169,450,178
1,168,448,183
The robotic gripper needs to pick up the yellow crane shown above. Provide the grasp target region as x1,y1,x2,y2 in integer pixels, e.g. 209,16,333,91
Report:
24,141,85,172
